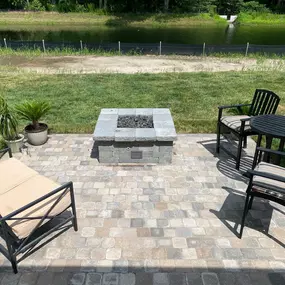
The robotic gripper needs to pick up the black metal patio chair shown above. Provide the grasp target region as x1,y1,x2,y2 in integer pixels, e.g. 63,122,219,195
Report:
216,89,280,170
240,147,285,238
0,147,78,273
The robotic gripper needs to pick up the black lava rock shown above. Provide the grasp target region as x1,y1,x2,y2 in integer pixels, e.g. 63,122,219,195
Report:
117,115,154,128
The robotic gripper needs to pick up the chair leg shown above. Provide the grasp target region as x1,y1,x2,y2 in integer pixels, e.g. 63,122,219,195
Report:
69,183,78,232
248,195,254,211
11,258,18,274
73,216,78,232
240,192,251,239
216,122,221,154
236,136,243,170
243,136,247,149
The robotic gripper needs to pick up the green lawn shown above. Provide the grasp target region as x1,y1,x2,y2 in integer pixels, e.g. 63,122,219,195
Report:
1,71,285,134
0,12,225,27
238,12,285,25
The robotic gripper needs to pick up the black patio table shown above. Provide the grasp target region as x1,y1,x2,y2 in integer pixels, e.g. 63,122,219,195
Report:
250,114,285,166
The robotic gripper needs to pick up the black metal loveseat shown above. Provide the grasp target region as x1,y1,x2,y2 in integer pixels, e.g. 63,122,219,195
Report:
0,147,77,273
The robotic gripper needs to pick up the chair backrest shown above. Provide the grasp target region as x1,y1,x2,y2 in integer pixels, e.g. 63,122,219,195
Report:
248,89,280,116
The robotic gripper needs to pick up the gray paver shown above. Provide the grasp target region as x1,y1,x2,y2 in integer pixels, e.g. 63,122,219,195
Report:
1,274,21,285
153,273,169,285
119,273,135,285
134,273,153,285
18,273,38,285
201,273,220,285
68,273,86,285
36,272,54,285
169,273,187,285
85,273,102,285
102,273,119,285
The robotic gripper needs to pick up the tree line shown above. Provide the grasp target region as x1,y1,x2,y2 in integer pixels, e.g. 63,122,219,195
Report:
1,0,284,14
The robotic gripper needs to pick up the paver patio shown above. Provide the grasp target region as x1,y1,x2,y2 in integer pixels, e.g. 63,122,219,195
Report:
1,134,285,285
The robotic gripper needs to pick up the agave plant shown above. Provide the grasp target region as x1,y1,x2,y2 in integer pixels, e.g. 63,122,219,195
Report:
16,100,51,130
0,96,19,141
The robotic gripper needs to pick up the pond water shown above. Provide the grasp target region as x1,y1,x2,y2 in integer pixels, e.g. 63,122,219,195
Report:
0,24,285,45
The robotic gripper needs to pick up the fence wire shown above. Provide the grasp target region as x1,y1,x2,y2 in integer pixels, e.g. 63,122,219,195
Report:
1,40,285,56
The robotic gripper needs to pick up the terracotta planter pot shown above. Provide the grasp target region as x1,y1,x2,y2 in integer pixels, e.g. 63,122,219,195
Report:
25,123,48,146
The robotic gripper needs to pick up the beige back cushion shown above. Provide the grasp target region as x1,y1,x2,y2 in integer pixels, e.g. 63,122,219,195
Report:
0,158,38,195
0,158,70,239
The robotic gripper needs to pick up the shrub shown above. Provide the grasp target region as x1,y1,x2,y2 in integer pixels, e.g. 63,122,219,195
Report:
24,0,45,11
56,0,76,12
74,3,87,12
86,3,96,12
208,5,217,16
241,1,271,13
46,3,57,11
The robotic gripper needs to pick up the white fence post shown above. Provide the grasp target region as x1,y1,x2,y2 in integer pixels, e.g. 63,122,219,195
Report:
203,42,206,56
245,42,249,57
42,39,46,53
118,41,121,54
159,41,162,56
3,38,7,49
80,40,83,51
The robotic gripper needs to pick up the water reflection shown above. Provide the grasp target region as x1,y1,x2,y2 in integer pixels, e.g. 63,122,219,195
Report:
0,24,285,45
225,24,235,44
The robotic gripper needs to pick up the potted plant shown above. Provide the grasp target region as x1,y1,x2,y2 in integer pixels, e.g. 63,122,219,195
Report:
16,100,51,146
0,96,24,153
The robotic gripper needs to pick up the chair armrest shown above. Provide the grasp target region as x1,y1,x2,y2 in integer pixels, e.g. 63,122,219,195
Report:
247,169,285,184
218,103,252,110
240,117,251,122
257,147,285,157
218,104,252,121
0,147,12,158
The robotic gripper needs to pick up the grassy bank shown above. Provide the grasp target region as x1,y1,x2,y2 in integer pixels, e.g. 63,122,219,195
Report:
0,12,225,27
0,71,284,133
237,12,285,24
2,48,285,61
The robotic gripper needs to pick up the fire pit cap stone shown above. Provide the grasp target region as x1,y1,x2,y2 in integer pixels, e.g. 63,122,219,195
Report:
118,109,136,116
101,108,118,114
115,128,136,142
135,128,156,141
135,108,153,116
93,108,177,142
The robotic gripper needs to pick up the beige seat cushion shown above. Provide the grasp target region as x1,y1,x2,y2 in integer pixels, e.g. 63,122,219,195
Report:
221,115,251,132
0,158,70,239
0,158,38,195
253,162,285,193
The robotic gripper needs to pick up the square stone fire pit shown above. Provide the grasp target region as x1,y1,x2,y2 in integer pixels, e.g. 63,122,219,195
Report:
93,108,177,164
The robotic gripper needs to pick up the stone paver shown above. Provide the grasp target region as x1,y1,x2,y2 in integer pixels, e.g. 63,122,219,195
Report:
0,134,283,284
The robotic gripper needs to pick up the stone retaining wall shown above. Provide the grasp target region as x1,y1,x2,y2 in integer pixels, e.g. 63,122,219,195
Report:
98,141,173,164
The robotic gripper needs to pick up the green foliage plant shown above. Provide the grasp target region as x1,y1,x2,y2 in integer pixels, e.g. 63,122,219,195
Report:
0,96,19,141
24,0,45,11
16,101,51,131
240,1,270,13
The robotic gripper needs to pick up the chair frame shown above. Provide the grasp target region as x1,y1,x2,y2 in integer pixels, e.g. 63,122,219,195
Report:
216,89,280,170
0,148,78,273
240,147,285,238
